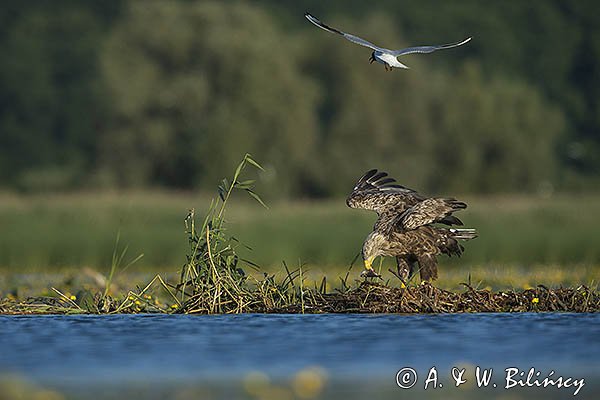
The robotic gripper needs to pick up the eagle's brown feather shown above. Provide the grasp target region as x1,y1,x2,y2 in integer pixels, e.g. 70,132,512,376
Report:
346,168,423,216
395,197,466,231
348,169,477,282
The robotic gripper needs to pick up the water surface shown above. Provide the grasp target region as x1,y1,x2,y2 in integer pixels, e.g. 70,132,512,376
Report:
1,313,598,399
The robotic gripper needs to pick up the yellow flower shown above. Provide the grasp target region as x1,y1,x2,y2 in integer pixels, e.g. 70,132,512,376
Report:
135,300,142,306
170,304,179,309
143,294,152,299
400,282,406,289
69,295,76,301
532,297,539,304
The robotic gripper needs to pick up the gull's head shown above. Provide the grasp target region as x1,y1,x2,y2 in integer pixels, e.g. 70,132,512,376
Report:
369,52,375,64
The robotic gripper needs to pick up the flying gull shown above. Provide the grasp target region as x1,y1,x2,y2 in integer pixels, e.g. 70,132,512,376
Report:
305,13,471,71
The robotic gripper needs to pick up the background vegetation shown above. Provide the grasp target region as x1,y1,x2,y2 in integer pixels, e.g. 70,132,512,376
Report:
0,1,599,280
1,0,599,196
1,192,598,273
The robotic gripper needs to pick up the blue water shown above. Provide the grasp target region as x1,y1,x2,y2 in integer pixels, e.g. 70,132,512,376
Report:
0,313,599,399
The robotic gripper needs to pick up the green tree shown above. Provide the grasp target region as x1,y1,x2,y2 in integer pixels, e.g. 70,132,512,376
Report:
296,13,442,196
297,12,564,195
267,0,600,188
427,62,565,193
0,2,117,190
99,1,319,195
0,1,588,195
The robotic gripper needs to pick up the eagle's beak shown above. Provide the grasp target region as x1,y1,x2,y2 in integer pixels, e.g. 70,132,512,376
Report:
361,258,381,278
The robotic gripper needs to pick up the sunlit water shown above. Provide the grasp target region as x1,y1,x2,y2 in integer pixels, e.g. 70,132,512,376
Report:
1,313,598,399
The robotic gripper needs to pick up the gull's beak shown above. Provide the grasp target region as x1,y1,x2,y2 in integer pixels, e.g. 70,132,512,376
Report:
364,258,373,270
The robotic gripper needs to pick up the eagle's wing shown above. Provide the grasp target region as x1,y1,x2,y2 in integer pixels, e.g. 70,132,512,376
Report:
395,198,466,231
346,169,423,215
305,13,385,52
391,37,471,56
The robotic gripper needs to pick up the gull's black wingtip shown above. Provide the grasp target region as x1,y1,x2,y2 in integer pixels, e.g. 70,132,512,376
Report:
305,12,317,22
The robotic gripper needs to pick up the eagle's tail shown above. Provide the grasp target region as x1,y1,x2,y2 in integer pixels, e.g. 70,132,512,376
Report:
414,227,477,282
449,228,478,240
438,228,477,258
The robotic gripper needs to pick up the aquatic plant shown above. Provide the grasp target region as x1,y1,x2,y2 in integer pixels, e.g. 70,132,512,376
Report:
174,154,338,313
177,154,268,313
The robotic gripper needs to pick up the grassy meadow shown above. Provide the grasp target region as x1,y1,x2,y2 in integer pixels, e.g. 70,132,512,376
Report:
0,191,598,293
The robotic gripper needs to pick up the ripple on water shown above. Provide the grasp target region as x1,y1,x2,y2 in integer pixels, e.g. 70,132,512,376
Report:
0,313,598,383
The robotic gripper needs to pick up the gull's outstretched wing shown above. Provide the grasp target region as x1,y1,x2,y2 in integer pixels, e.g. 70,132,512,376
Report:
391,37,471,56
305,13,384,51
346,169,422,215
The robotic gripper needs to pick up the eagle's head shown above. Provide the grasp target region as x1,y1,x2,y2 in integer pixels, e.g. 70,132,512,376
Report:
362,231,388,270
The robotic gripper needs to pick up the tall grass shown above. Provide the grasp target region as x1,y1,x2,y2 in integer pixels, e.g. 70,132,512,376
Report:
176,154,268,313
1,191,600,273
173,154,336,313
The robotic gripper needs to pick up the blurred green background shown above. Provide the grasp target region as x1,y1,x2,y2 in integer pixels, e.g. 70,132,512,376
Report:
0,1,599,280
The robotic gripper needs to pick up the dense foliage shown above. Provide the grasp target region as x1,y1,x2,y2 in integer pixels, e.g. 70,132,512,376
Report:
0,1,598,196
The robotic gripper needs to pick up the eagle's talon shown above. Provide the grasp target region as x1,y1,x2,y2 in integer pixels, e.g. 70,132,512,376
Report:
360,269,381,278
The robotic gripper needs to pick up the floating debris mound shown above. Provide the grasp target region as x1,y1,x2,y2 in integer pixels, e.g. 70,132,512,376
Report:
1,282,598,315
265,282,600,314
